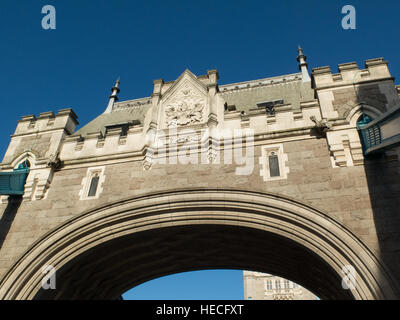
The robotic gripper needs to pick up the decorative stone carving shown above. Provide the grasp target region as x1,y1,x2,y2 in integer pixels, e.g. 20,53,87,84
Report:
170,133,201,145
164,83,206,128
240,111,249,121
207,147,218,164
143,158,153,171
165,101,204,128
310,116,333,135
47,152,63,170
143,148,154,171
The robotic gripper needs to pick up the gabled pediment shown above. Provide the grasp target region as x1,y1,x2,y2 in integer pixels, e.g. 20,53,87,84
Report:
160,70,209,128
161,69,208,102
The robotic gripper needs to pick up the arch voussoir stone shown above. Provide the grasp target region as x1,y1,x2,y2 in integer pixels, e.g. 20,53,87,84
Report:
0,188,398,300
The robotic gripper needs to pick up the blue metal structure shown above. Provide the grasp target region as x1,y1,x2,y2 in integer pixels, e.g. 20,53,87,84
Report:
357,106,400,155
0,163,30,196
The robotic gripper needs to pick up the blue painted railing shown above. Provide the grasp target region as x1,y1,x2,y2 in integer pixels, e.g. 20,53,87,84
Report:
0,167,30,196
358,105,400,155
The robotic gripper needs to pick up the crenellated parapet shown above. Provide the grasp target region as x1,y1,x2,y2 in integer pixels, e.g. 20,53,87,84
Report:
312,58,399,119
313,58,392,89
223,99,321,134
312,58,400,167
13,108,78,137
2,108,78,166
0,108,78,202
60,122,145,161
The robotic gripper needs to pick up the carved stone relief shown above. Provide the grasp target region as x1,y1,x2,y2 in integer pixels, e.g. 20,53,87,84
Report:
163,82,206,128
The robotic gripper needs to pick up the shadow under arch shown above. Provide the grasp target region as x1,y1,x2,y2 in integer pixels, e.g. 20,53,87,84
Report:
0,188,398,300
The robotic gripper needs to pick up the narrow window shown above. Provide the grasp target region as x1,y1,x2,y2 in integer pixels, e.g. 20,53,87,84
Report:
88,174,99,197
284,279,290,289
275,280,281,290
269,152,280,177
266,280,272,290
79,167,105,200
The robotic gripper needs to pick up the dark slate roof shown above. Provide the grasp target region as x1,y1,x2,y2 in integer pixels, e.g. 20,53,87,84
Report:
74,98,152,137
219,73,315,113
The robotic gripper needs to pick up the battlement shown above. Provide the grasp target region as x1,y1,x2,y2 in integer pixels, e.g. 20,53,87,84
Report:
14,108,78,137
61,123,144,161
312,58,392,89
1,108,79,171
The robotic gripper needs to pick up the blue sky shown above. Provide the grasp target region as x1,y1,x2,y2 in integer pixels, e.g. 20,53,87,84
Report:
0,0,399,299
123,270,244,300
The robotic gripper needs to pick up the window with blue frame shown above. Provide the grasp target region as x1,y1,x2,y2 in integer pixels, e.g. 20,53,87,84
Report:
356,113,377,154
0,160,30,195
356,114,372,129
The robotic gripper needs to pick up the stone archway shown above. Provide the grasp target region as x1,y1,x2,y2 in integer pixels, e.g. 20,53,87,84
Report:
0,188,398,300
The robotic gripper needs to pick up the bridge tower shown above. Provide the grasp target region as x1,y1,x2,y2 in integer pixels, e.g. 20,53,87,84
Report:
0,51,400,300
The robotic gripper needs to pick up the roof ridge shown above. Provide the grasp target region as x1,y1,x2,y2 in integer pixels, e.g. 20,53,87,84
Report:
219,72,302,90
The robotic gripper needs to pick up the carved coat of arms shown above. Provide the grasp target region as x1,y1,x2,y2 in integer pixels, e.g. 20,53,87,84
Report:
165,101,204,127
164,87,205,128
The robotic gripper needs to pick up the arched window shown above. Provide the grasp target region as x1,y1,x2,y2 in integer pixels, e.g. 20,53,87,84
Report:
356,113,372,129
18,160,31,169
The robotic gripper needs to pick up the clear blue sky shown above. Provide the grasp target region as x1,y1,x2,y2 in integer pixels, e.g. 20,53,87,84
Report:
1,0,399,299
123,270,244,300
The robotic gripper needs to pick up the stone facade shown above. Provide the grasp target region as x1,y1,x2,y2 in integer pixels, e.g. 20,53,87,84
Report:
0,52,400,299
243,271,317,300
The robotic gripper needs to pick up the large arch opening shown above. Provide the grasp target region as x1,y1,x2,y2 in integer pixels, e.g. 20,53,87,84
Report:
0,188,398,300
36,224,335,300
